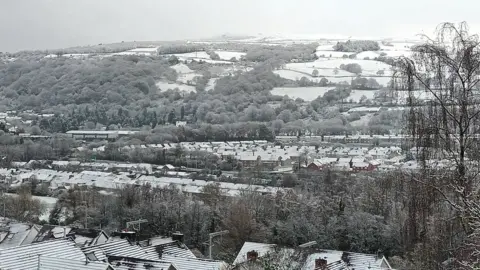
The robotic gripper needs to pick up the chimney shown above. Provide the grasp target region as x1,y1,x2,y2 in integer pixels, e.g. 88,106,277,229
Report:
341,252,350,264
172,232,184,243
246,250,258,261
315,258,328,270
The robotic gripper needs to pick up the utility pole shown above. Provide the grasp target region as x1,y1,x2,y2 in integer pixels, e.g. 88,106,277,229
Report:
1,184,5,219
208,230,229,259
83,200,88,229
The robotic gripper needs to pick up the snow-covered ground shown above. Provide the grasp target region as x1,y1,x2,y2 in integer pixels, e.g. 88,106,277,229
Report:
380,50,412,58
206,78,218,91
273,69,388,86
316,44,335,51
271,86,335,101
171,51,211,60
171,63,194,74
316,51,355,58
274,69,351,84
214,51,246,61
274,70,315,81
156,81,196,93
168,52,237,64
356,51,381,59
319,59,391,76
176,73,200,85
284,62,353,76
379,41,416,57
286,59,391,76
347,90,379,103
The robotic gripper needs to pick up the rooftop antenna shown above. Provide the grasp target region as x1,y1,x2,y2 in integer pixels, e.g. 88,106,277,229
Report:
208,230,229,259
299,241,317,248
126,219,148,232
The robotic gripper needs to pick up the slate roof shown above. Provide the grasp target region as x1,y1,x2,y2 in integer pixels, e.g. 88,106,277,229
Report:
143,241,196,260
37,256,113,270
66,228,109,247
0,239,86,270
82,238,158,262
233,242,276,265
233,242,392,270
161,254,228,270
112,260,176,270
33,225,72,242
0,223,40,249
86,238,228,270
303,250,392,270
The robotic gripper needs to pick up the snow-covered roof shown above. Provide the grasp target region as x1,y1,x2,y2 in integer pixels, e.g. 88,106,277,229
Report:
233,242,276,265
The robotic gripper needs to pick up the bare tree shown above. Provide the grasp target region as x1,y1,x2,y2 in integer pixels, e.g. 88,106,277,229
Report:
393,22,480,268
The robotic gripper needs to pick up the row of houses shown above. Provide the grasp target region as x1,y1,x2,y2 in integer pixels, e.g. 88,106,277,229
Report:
0,220,227,270
232,241,393,270
80,140,405,172
12,160,162,175
0,219,393,270
305,157,379,172
1,168,289,197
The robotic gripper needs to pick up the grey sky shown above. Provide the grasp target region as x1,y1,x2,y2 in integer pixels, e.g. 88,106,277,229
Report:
1,0,479,53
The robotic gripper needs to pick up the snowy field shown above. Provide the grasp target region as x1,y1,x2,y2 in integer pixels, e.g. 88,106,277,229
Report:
205,78,218,91
171,63,194,74
271,86,335,101
316,51,355,58
316,44,336,51
381,50,412,58
274,70,350,84
176,73,200,85
168,52,236,64
347,90,379,103
284,63,355,76
274,70,316,81
285,59,391,76
171,51,211,60
379,41,416,57
274,69,388,86
355,51,381,59
317,59,391,76
214,51,246,61
156,81,196,93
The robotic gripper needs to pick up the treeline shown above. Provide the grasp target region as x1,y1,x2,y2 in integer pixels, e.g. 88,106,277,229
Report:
129,122,275,143
0,134,75,165
244,43,318,62
351,76,381,90
334,40,380,52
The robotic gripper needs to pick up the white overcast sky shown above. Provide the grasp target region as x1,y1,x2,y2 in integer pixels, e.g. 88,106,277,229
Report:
1,0,479,52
